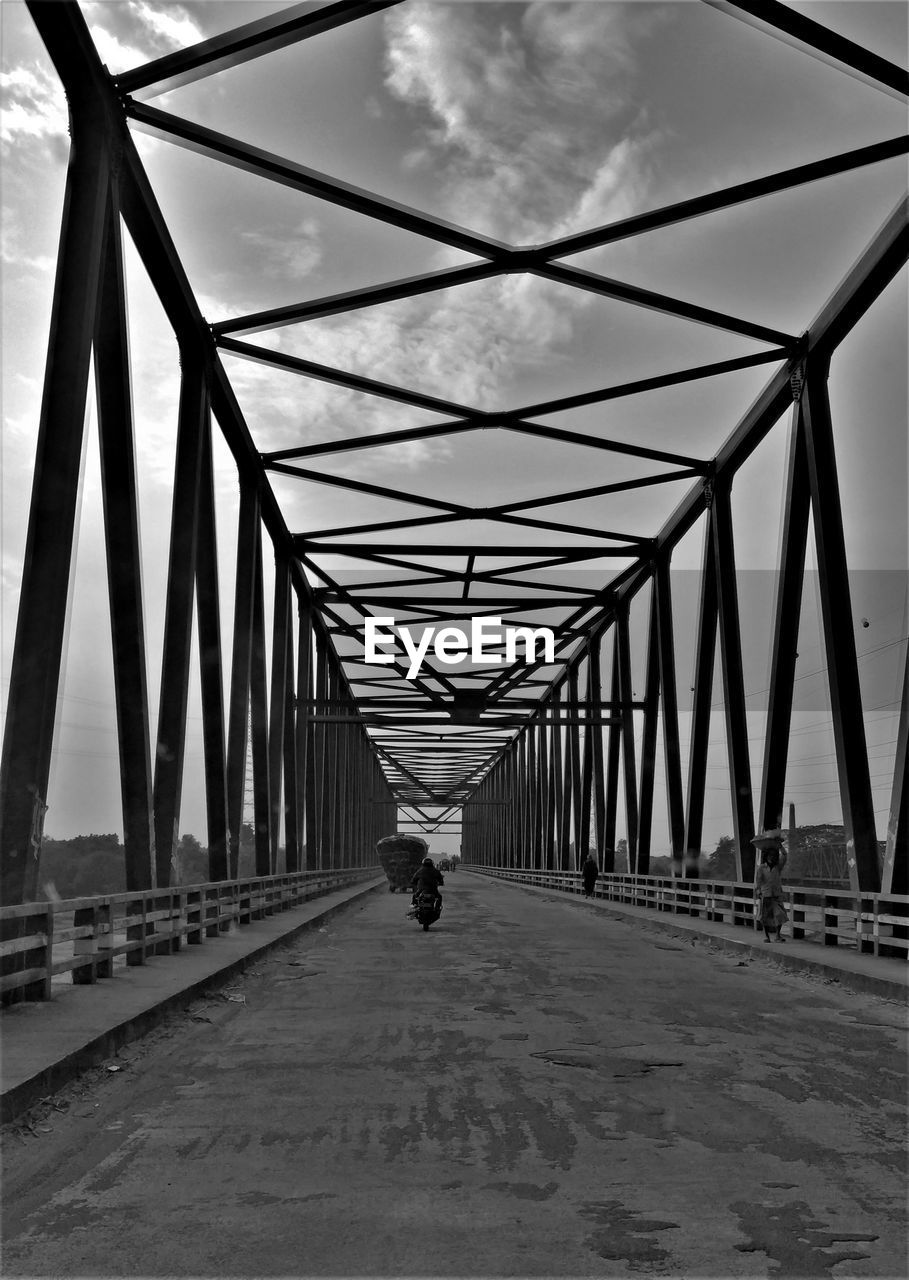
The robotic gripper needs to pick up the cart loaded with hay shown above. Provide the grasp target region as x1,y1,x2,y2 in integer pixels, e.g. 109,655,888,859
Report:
375,833,429,893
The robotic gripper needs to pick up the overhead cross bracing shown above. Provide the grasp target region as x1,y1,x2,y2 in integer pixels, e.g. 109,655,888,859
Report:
1,0,906,903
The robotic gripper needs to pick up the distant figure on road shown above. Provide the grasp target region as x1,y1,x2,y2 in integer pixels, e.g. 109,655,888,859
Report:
581,852,600,898
753,832,788,942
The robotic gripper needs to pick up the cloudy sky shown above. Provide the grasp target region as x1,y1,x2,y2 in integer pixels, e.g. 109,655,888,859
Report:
1,1,906,852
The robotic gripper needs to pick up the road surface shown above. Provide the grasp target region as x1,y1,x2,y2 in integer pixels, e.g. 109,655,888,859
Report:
3,871,906,1277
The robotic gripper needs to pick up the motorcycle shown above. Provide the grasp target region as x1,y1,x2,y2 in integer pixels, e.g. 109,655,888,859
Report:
411,889,442,931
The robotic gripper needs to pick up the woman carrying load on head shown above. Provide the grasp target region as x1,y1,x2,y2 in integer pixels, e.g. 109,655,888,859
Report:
753,830,789,943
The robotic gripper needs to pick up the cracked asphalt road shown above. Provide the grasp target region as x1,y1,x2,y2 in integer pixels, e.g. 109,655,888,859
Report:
2,872,906,1277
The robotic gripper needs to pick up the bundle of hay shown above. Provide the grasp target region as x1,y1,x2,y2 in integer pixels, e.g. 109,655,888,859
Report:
375,834,429,891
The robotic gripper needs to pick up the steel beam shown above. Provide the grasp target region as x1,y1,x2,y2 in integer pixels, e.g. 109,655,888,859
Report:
195,409,230,882
0,104,109,903
542,137,908,259
152,357,207,888
603,641,621,873
616,608,639,871
94,183,155,892
226,482,258,876
645,199,908,577
312,647,329,868
305,642,323,869
249,532,272,874
801,363,880,892
703,0,909,101
655,560,686,868
711,481,755,879
544,721,557,870
268,555,290,867
296,543,646,558
683,520,718,873
118,1,404,99
637,586,661,875
283,612,300,872
295,599,314,870
128,102,510,261
535,260,795,347
759,399,811,834
527,722,540,870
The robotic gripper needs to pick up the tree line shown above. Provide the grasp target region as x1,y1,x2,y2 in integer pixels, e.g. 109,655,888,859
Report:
38,825,259,900
36,826,855,899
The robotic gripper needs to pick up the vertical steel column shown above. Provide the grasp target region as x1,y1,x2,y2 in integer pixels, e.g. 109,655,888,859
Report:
517,732,528,868
94,184,155,891
336,692,351,863
603,641,621,873
712,479,755,881
352,729,365,865
588,639,607,865
313,648,328,868
560,687,571,870
578,659,595,866
655,559,686,868
325,662,341,867
282,610,299,871
536,721,547,869
267,555,290,867
498,760,510,866
801,361,880,892
194,409,229,881
683,516,718,874
881,643,908,896
527,722,539,869
293,598,313,870
550,700,565,870
309,643,327,869
543,722,556,870
0,108,110,904
567,668,583,867
759,399,811,833
226,481,258,877
249,533,272,875
616,606,639,872
638,584,661,875
506,742,519,867
152,356,207,888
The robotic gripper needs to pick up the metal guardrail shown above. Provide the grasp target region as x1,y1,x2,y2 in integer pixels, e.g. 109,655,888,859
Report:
468,866,909,960
0,866,382,1001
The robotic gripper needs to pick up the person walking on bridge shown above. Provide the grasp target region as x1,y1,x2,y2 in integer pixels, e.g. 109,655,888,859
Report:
581,852,600,898
753,832,788,943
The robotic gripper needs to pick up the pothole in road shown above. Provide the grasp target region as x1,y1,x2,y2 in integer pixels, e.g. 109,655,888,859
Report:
531,1049,685,1075
473,1004,517,1015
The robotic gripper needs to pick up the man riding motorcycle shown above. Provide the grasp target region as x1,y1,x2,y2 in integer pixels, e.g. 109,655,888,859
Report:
409,856,444,917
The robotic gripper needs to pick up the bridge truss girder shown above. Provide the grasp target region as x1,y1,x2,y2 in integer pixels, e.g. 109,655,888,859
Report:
1,0,906,904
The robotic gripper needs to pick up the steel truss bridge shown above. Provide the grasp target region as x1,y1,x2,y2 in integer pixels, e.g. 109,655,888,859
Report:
1,0,907,935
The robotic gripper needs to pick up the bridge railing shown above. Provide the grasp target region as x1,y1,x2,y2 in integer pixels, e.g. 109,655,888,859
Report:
468,866,909,960
1,866,382,1002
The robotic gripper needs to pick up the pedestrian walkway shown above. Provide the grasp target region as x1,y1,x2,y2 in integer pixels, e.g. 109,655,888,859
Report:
1,876,385,1122
487,873,909,1002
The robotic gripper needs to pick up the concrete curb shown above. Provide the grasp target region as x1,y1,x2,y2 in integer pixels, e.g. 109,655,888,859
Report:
474,873,908,1003
1,877,385,1124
